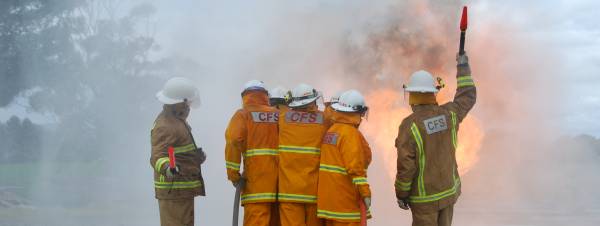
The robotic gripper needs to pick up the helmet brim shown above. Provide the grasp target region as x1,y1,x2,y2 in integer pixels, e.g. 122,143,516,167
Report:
156,91,201,109
331,102,359,112
404,86,439,93
156,91,182,105
288,96,318,108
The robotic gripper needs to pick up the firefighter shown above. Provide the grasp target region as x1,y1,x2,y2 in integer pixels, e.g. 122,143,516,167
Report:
317,90,373,226
395,53,476,226
278,83,327,226
323,91,342,128
150,77,207,226
225,80,280,226
269,86,290,111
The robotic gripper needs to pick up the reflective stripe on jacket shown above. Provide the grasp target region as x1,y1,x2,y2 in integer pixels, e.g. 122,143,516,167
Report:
317,110,372,222
395,63,476,213
225,91,279,204
278,106,327,203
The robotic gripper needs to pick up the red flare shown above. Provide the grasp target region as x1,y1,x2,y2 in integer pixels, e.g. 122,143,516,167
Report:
460,6,468,31
168,146,176,169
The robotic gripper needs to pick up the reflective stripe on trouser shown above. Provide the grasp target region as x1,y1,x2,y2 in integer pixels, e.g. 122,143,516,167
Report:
317,209,372,222
280,203,323,226
278,193,317,203
411,204,454,226
324,220,361,226
158,199,194,226
244,203,273,226
154,180,202,189
409,117,460,203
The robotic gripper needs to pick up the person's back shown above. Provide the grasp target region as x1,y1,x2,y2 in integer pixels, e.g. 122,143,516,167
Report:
317,90,373,225
225,80,279,226
278,83,327,226
395,54,476,226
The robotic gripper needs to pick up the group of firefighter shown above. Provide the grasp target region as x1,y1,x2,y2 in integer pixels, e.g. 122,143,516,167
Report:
149,52,476,226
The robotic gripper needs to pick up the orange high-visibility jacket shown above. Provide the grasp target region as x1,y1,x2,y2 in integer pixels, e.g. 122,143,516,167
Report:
225,91,279,204
317,111,372,222
278,106,327,203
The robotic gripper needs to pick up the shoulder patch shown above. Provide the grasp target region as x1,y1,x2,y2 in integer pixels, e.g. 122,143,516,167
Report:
285,111,323,124
423,115,448,135
323,132,339,145
250,112,279,123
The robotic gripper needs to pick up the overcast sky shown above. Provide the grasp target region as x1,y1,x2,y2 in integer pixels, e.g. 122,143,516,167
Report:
1,0,599,137
149,0,600,136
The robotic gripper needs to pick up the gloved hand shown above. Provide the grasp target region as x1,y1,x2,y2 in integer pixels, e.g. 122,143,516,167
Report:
165,164,180,178
232,177,246,188
363,197,371,209
397,199,410,210
456,52,469,65
196,148,207,164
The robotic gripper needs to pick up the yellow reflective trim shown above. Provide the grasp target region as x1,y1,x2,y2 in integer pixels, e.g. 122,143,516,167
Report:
352,177,368,185
395,179,412,191
319,164,347,175
317,209,362,220
411,123,426,196
458,81,475,88
241,193,277,202
154,180,202,189
154,157,170,172
226,161,241,170
450,111,458,149
457,75,472,82
174,143,196,154
278,193,317,203
278,145,320,155
244,149,278,157
409,178,460,203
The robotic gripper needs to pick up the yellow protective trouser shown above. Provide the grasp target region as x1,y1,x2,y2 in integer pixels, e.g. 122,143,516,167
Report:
280,202,323,226
411,204,454,226
323,220,361,226
158,199,194,226
244,203,274,226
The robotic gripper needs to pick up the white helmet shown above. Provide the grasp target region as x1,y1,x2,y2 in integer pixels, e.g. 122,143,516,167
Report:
288,83,320,108
331,89,368,113
156,77,200,108
269,86,288,99
404,70,439,93
241,80,267,96
329,90,344,103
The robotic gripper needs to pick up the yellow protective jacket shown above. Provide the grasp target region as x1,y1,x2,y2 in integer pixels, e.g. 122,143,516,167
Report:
278,105,327,203
395,63,476,213
317,111,372,222
150,104,206,199
225,91,279,204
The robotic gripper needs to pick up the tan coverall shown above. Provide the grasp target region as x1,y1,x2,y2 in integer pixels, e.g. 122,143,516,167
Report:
395,63,476,226
225,91,280,226
151,103,206,226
